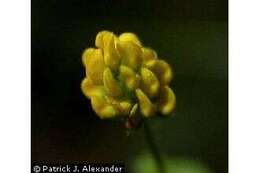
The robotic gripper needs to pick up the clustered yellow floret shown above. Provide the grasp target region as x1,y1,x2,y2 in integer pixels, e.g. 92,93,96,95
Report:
81,31,176,125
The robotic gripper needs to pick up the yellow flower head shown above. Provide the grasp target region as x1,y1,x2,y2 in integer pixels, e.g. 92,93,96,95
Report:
81,31,176,128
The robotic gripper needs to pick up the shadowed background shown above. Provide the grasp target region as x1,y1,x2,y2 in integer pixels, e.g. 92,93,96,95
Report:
32,0,227,172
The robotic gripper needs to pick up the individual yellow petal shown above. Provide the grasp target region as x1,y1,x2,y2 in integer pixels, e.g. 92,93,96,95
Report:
135,89,154,118
103,33,121,70
145,59,173,85
91,95,118,119
81,77,105,98
140,68,160,98
157,86,176,115
82,48,104,84
105,96,132,116
119,32,142,46
119,101,132,115
116,41,142,70
141,47,157,64
119,65,140,90
103,67,122,97
82,48,95,67
95,30,112,48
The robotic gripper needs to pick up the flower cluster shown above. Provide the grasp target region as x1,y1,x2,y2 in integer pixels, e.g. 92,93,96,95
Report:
81,31,176,128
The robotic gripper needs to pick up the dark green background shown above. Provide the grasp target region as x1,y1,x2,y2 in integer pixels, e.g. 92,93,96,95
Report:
32,0,227,172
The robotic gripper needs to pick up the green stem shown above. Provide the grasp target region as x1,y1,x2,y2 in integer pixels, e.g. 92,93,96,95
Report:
143,121,166,173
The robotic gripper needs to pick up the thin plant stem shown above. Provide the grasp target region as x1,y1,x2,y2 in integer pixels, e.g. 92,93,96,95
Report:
143,121,166,173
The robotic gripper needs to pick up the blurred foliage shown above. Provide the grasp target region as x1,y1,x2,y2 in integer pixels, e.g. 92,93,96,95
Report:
132,154,213,173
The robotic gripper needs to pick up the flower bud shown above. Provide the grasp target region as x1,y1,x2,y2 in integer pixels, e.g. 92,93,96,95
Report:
103,67,122,97
119,32,142,46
